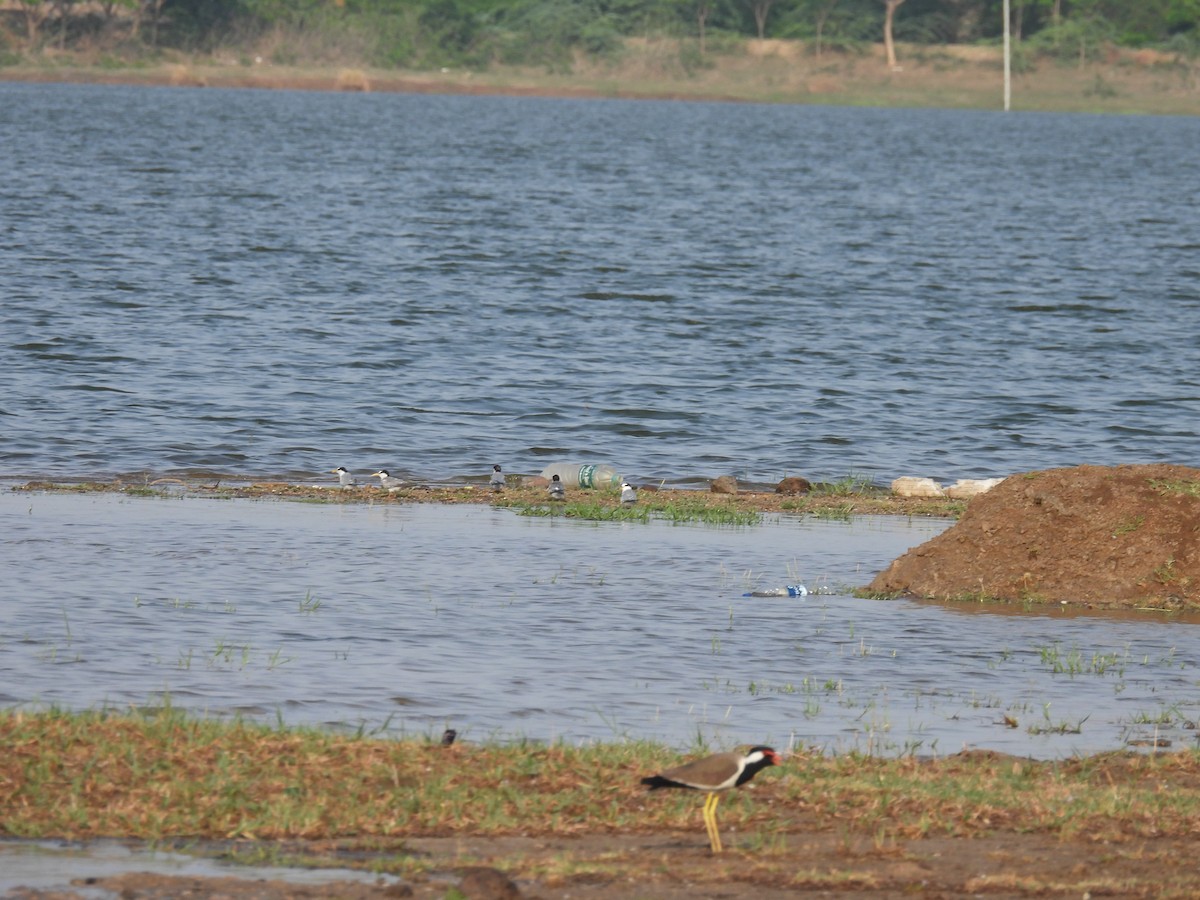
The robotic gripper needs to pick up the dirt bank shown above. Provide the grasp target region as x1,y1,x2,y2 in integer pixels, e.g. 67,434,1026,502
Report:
870,463,1200,610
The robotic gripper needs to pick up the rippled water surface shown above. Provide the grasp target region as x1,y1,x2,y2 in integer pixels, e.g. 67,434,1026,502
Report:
5,491,1200,758
3,82,1199,486
3,84,1200,767
0,839,403,895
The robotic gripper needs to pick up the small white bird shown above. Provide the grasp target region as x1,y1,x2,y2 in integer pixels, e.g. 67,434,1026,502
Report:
332,466,356,488
489,464,506,492
621,481,638,506
372,469,404,491
548,473,566,501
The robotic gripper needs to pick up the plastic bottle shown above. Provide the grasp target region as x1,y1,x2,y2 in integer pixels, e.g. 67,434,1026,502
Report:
539,463,623,490
743,585,808,598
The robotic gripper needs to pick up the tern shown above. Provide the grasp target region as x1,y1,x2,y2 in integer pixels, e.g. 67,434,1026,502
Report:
371,469,405,491
331,466,356,488
620,481,638,506
548,473,566,501
489,464,506,492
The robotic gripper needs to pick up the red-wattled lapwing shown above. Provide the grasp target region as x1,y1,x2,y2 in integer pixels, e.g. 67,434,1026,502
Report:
641,745,781,853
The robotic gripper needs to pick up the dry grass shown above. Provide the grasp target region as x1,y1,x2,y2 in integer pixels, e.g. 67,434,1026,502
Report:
6,709,1200,845
8,713,1200,896
334,68,371,92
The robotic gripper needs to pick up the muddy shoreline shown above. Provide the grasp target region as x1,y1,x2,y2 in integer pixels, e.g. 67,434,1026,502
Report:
8,476,966,519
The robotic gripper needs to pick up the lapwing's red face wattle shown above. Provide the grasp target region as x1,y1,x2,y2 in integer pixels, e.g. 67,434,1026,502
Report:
749,746,782,767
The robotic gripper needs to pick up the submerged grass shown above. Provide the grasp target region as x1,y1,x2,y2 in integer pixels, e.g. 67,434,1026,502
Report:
6,708,1200,848
511,496,761,525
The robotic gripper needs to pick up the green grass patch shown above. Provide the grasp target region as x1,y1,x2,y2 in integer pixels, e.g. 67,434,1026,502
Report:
1112,515,1145,537
810,473,886,498
511,497,760,526
1150,478,1200,498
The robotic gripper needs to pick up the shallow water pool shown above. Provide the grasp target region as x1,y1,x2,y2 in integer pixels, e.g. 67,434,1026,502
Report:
3,491,1199,758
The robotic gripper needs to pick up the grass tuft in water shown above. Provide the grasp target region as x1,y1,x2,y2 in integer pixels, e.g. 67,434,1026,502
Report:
811,472,886,497
511,497,759,525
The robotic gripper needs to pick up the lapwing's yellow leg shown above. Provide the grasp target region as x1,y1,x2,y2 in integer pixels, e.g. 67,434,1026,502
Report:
703,792,722,853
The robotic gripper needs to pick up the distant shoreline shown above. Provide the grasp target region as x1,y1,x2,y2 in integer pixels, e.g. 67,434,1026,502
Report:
3,39,1197,115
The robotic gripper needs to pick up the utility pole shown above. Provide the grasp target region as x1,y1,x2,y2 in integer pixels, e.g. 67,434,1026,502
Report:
1003,0,1011,111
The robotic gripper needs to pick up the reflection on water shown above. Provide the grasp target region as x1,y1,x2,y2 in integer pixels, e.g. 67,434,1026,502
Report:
0,838,403,894
3,491,1199,759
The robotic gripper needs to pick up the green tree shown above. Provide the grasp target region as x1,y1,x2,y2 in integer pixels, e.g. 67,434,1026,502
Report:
1028,0,1114,63
419,0,479,57
17,0,51,47
668,0,733,53
51,0,79,49
776,0,880,48
162,0,242,48
745,0,775,38
1167,0,1200,33
808,0,842,54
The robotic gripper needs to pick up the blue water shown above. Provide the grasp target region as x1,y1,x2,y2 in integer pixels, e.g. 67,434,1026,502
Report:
3,83,1200,764
3,82,1198,487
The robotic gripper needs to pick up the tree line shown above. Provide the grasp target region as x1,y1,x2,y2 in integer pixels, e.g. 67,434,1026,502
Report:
3,0,1198,69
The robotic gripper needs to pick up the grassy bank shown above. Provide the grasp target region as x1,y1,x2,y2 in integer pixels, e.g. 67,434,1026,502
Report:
5,708,1200,896
3,38,1198,115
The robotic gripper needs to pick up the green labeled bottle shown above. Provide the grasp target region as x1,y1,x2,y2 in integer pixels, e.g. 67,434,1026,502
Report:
539,463,623,490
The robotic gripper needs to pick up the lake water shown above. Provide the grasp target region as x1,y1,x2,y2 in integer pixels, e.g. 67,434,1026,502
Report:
2,83,1200,763
4,490,1200,759
2,82,1198,488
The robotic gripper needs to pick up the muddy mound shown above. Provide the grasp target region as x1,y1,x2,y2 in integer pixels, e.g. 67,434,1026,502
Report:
869,464,1200,610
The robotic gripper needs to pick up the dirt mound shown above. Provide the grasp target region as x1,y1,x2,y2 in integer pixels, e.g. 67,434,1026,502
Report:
869,464,1200,610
